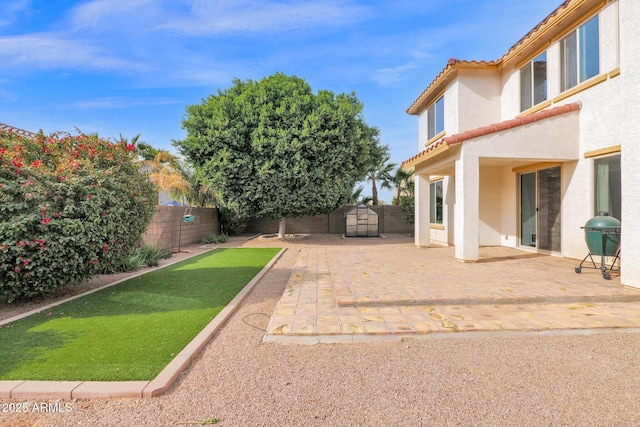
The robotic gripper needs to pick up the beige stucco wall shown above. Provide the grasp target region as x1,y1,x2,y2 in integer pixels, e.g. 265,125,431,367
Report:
500,2,619,120
446,81,460,136
411,0,636,269
417,81,457,150
560,160,586,259
457,69,502,132
498,166,517,249
417,109,428,151
479,166,503,246
620,0,640,288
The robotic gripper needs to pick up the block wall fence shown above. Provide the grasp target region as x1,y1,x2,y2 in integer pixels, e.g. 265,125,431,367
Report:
141,206,219,251
245,205,413,235
141,205,412,250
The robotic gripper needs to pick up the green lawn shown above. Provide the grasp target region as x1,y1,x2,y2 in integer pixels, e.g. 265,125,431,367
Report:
0,247,280,381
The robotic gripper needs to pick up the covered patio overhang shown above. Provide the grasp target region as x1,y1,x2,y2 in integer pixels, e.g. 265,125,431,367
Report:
403,102,582,262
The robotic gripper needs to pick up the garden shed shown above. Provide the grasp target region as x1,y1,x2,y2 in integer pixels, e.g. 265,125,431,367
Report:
344,204,379,237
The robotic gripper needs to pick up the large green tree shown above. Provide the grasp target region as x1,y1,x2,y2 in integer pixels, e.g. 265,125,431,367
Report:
175,73,377,238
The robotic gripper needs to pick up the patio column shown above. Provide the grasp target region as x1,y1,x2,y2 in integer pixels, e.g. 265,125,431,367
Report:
415,173,431,247
454,154,479,262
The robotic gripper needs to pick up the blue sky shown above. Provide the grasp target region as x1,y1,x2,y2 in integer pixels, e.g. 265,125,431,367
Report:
1,0,561,203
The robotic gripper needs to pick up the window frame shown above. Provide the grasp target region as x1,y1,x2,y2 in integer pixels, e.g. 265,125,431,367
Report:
593,154,621,220
427,96,444,140
560,14,600,92
520,51,547,112
429,180,443,225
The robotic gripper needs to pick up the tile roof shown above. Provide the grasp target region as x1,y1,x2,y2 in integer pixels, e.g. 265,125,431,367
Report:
406,59,499,115
402,102,581,169
499,0,572,64
0,122,38,139
407,0,597,115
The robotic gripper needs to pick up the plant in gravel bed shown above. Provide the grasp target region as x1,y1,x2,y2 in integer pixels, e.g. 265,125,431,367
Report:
201,233,228,244
134,243,172,267
0,247,280,381
0,129,156,303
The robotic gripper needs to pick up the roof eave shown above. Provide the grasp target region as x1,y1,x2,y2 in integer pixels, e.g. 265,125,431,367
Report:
406,61,499,116
407,0,606,116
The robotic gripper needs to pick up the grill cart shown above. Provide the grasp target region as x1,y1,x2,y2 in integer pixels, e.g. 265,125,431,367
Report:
575,212,621,280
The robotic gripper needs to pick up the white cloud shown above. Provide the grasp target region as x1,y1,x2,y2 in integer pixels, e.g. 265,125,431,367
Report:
371,63,420,86
0,0,32,27
0,33,140,71
70,96,181,109
68,0,161,32
0,87,18,102
68,0,369,36
159,0,369,35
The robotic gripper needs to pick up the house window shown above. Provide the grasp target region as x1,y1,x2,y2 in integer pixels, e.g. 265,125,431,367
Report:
594,155,621,220
561,14,599,92
430,180,443,224
520,52,547,111
427,96,444,140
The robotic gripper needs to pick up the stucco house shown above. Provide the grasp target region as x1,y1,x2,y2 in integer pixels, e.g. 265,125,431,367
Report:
402,0,640,288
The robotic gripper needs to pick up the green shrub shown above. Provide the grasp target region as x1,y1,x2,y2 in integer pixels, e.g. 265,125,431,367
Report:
136,244,172,267
100,250,146,274
0,129,156,303
399,195,415,225
201,233,228,244
97,244,171,273
218,206,247,235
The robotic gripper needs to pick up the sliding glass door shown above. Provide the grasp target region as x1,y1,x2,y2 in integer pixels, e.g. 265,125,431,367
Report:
519,166,561,252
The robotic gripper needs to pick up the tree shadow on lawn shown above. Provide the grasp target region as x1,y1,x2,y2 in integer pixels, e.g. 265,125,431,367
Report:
42,247,281,318
0,316,78,379
0,247,280,380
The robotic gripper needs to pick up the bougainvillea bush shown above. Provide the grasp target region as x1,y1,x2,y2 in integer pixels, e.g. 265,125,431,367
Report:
0,129,156,303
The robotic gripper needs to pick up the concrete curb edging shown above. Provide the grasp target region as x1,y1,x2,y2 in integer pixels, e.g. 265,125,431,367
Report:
0,247,287,400
142,247,286,397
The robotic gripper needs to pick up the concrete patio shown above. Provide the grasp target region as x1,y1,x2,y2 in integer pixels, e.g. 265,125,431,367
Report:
261,234,640,343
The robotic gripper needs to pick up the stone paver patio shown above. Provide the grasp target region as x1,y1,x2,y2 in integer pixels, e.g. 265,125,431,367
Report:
264,235,640,343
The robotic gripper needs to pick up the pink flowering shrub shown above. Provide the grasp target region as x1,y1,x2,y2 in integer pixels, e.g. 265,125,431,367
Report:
0,129,156,303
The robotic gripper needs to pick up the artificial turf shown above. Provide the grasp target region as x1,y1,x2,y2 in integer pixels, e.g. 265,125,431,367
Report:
0,247,280,381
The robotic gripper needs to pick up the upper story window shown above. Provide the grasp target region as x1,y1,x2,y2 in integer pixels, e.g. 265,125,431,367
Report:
520,52,547,111
427,96,444,140
561,14,599,92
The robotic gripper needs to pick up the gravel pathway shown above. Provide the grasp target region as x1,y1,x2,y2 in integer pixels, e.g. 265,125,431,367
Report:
2,237,640,426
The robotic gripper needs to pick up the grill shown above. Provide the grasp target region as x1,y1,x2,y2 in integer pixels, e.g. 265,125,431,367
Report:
575,212,621,280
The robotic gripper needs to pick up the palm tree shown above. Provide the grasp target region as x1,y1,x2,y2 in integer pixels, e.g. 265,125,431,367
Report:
181,167,221,208
391,167,414,206
349,185,373,206
146,151,192,203
365,144,396,205
120,135,192,204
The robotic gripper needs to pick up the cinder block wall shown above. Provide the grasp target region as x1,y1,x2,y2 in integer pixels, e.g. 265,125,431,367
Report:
245,205,413,235
141,206,219,250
